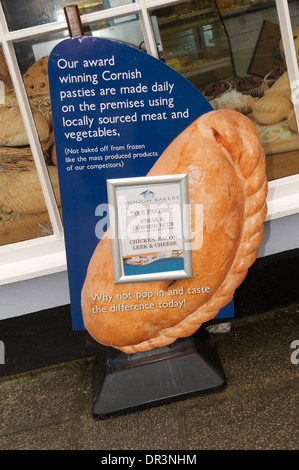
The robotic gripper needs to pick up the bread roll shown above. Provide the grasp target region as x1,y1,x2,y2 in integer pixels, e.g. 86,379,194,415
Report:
0,106,49,146
23,56,49,96
264,71,291,100
81,110,268,353
252,95,293,125
0,166,60,214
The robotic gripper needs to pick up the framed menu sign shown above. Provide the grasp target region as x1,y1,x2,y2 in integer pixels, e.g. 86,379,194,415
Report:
107,174,192,283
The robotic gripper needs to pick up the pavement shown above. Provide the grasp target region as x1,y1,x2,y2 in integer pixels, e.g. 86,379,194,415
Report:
0,305,298,451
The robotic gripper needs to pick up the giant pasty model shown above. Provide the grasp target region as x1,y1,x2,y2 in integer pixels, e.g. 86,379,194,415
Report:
81,110,268,353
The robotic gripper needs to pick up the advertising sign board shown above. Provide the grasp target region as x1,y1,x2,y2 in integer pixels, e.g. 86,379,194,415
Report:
48,36,234,345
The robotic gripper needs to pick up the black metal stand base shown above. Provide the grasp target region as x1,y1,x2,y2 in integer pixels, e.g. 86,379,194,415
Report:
92,329,226,419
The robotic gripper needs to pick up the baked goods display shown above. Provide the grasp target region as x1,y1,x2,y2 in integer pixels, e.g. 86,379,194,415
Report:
0,51,60,243
202,81,231,100
0,106,49,146
251,95,293,125
81,109,267,353
206,24,299,157
250,72,299,154
207,70,299,155
210,89,258,114
0,166,60,214
229,75,264,97
264,65,287,89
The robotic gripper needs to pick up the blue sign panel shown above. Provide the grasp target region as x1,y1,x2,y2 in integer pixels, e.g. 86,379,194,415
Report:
48,36,233,331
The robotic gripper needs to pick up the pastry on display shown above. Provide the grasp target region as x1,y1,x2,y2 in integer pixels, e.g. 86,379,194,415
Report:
23,56,50,96
210,89,258,114
81,109,268,354
203,81,231,100
0,166,60,214
5,56,52,127
0,106,49,146
264,65,287,89
264,71,291,101
0,54,58,242
229,75,264,97
252,94,293,125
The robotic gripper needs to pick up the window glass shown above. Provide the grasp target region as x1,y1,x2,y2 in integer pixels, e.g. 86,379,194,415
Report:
1,0,135,31
7,13,143,245
14,14,143,77
88,13,143,50
218,0,299,182
152,0,299,182
150,0,235,89
0,47,56,246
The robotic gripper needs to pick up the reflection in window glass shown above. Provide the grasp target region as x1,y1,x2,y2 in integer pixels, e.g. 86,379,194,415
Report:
1,0,135,31
152,0,299,182
7,13,143,246
0,47,57,246
151,1,235,89
217,0,299,181
89,14,143,50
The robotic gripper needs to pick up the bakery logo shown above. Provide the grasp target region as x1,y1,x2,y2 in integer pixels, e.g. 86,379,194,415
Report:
0,81,4,105
140,190,155,198
117,194,180,206
0,341,4,365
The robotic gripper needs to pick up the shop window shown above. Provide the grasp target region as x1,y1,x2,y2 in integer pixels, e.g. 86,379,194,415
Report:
1,0,135,31
0,0,298,284
87,14,143,50
151,0,299,182
150,0,235,88
0,46,58,246
0,12,143,247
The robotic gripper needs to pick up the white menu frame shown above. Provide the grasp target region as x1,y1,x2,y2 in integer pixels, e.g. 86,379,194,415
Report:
107,174,192,284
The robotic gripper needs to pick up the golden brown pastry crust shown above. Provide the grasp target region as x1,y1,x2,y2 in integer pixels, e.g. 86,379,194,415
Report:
0,166,60,214
81,110,267,353
252,95,293,125
264,71,291,100
23,56,50,96
0,106,49,146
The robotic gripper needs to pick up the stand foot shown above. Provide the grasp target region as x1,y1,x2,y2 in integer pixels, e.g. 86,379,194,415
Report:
92,329,226,419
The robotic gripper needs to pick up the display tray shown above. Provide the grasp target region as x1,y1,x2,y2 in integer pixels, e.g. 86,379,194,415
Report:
248,114,299,156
